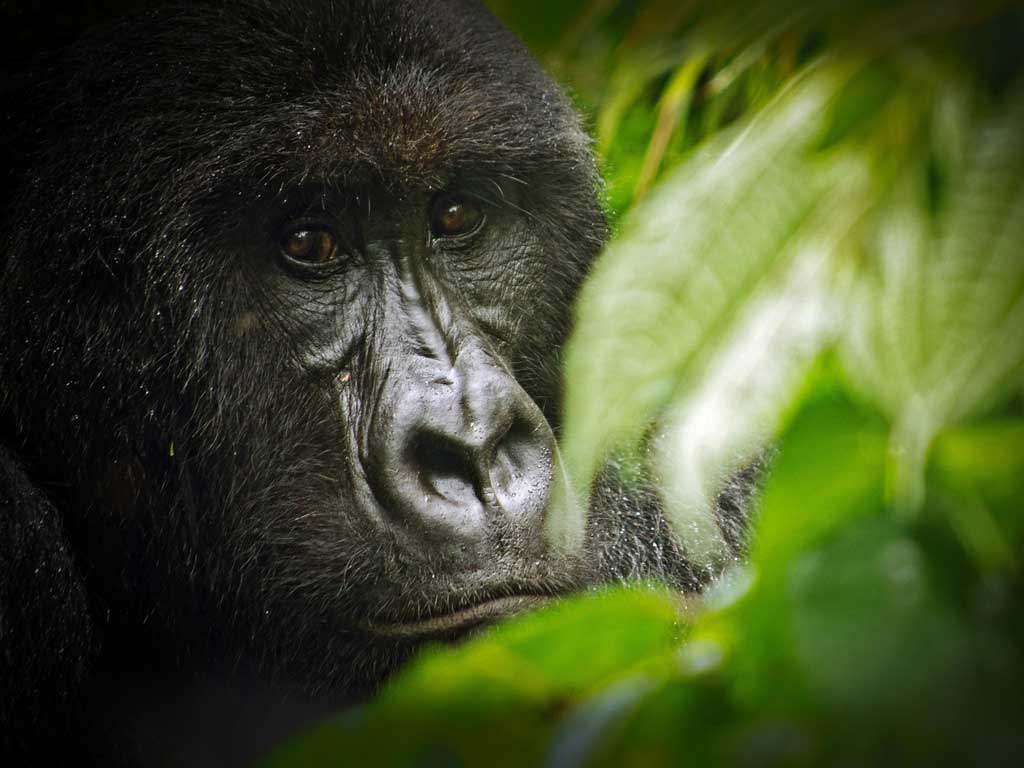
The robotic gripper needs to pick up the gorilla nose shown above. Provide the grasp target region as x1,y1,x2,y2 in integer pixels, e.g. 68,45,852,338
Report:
367,354,555,553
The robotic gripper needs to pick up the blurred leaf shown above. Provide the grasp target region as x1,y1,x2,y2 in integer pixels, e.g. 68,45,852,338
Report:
563,65,876,556
482,0,592,52
632,49,709,202
267,588,682,768
566,70,828,479
749,378,889,575
543,676,659,768
787,521,971,721
840,84,1024,507
654,220,858,568
927,88,1024,421
447,586,681,694
928,419,1024,571
685,384,890,717
565,677,733,768
600,99,661,218
573,388,891,766
596,41,689,155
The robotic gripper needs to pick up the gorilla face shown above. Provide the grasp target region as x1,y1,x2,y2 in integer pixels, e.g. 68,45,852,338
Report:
0,0,711,752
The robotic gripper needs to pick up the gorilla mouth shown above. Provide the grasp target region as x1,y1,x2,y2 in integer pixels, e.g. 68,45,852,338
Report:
363,594,555,639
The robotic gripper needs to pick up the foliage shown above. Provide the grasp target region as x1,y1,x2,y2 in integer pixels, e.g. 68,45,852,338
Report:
270,1,1024,765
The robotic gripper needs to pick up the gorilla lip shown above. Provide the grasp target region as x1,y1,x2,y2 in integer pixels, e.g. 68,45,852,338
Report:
363,594,554,638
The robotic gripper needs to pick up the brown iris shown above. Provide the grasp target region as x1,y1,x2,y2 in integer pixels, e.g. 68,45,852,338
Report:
281,227,338,265
430,194,484,238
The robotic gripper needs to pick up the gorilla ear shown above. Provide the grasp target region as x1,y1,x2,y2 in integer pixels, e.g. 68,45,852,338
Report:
0,444,94,745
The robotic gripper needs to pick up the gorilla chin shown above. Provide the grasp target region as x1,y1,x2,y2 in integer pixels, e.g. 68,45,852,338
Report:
0,0,744,764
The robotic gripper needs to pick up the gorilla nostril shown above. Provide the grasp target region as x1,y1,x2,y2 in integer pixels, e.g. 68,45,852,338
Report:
490,415,532,477
488,415,552,512
411,438,480,506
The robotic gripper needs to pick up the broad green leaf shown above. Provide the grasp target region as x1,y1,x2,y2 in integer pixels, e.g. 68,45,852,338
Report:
267,588,682,768
562,65,863,521
927,89,1024,422
696,386,889,716
564,677,732,768
840,85,1024,507
655,183,868,568
749,380,889,574
381,587,680,703
543,676,658,768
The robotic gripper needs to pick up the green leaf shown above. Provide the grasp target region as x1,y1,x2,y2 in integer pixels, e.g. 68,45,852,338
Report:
562,66,873,559
388,587,681,701
654,227,855,568
543,676,658,768
483,0,592,53
266,588,682,768
564,677,732,768
749,378,890,575
840,85,1024,508
928,419,1024,571
565,71,830,479
652,383,891,723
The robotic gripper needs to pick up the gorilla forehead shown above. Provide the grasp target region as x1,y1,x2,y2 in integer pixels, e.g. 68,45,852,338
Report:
54,0,589,193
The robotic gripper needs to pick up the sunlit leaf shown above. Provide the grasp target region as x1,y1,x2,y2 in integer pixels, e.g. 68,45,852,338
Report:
841,85,1024,508
563,66,862,521
655,188,869,568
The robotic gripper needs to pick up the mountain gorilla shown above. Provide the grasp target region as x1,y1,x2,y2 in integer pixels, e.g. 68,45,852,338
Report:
0,0,747,763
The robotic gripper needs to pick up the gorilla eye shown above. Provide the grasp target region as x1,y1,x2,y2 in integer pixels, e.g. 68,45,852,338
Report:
281,227,338,265
430,194,484,239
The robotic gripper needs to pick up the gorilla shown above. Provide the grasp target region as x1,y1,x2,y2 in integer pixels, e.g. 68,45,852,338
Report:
0,1,748,763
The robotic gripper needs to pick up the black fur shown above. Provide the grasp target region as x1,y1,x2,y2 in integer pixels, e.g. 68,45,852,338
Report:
0,2,749,764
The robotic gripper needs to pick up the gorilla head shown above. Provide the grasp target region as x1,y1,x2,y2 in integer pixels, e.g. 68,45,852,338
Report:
0,0,732,762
